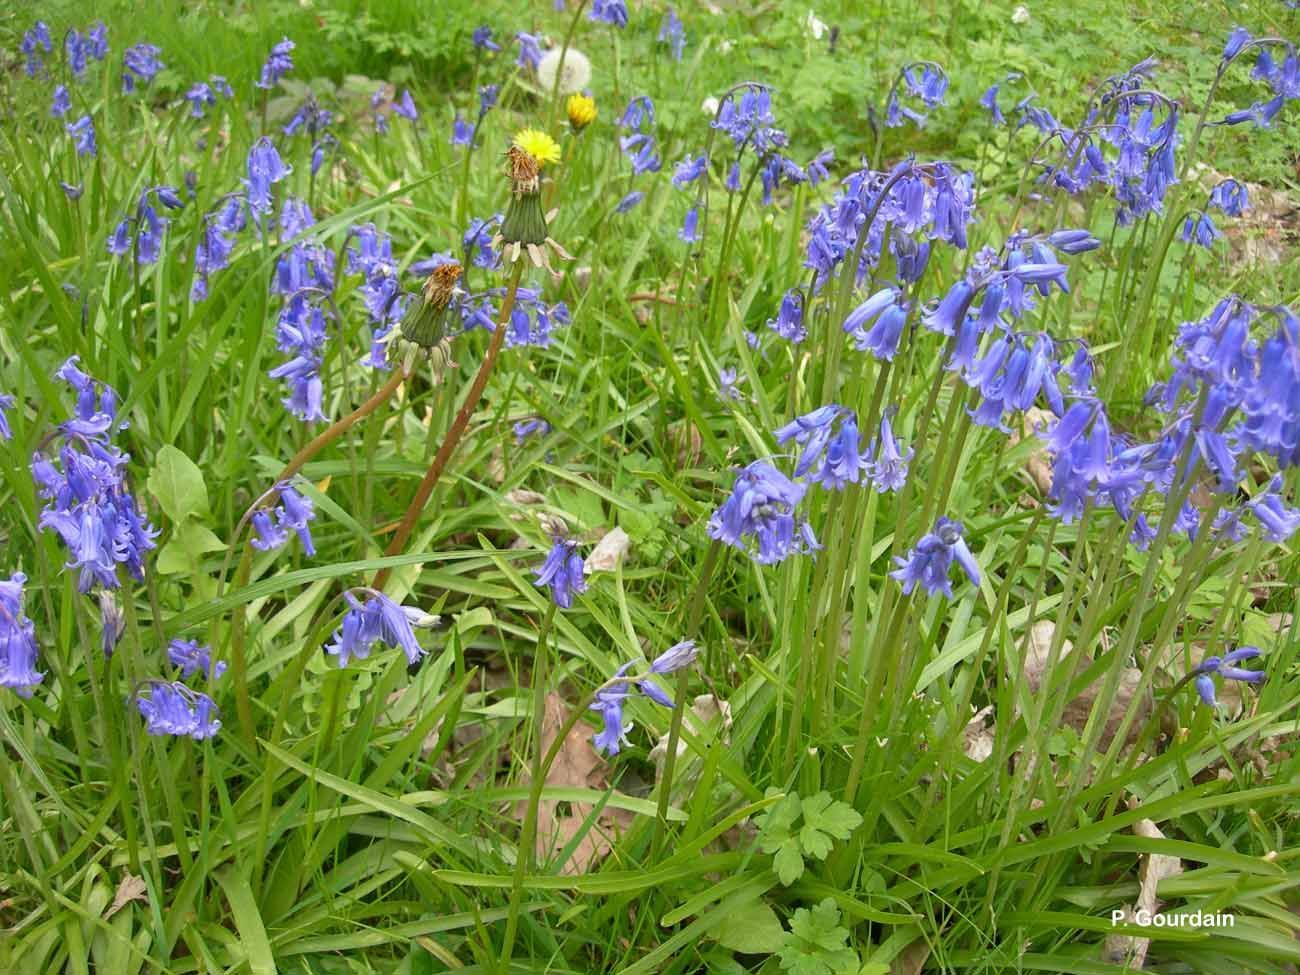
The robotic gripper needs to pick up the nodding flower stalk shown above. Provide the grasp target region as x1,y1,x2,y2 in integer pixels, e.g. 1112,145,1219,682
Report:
373,131,569,592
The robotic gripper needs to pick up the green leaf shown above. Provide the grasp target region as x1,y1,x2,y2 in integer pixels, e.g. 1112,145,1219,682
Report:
773,839,806,886
156,522,227,576
713,900,785,955
801,792,863,841
147,445,209,523
778,899,859,975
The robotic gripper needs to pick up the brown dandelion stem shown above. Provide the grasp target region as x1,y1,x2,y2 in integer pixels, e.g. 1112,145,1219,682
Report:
373,261,526,591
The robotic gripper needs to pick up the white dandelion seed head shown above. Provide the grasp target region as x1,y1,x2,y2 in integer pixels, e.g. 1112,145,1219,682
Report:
537,47,592,95
701,96,720,116
1011,5,1030,24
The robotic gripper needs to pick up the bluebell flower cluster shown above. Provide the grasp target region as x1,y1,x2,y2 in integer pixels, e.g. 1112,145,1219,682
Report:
707,461,819,565
619,95,662,175
121,43,164,93
1218,34,1299,128
891,517,980,598
326,590,435,667
1193,646,1265,706
184,76,234,119
775,405,912,493
251,481,318,557
136,681,221,739
65,23,109,78
346,224,404,367
33,358,157,593
245,137,291,222
256,37,295,90
370,86,418,133
515,32,544,70
192,194,247,301
590,0,629,28
535,536,587,608
20,22,52,77
885,62,948,128
659,9,685,61
107,186,185,265
514,417,551,444
0,573,43,697
51,85,70,118
270,288,330,422
167,638,227,680
283,95,336,175
66,114,97,157
590,640,699,756
768,290,807,343
472,25,500,52
501,287,572,348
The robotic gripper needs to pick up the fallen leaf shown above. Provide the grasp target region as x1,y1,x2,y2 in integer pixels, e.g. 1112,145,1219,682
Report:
584,527,631,574
516,693,631,875
1101,819,1182,968
890,937,931,975
649,694,732,775
962,706,995,763
105,874,147,919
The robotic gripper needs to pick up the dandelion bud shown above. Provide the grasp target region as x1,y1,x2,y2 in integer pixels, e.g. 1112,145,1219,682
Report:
566,93,597,133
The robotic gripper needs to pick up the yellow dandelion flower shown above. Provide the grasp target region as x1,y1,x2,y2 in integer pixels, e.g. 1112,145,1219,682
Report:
566,93,597,132
512,128,562,167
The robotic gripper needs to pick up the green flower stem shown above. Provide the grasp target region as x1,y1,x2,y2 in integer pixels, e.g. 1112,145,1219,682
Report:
373,260,525,592
652,537,723,853
498,600,557,970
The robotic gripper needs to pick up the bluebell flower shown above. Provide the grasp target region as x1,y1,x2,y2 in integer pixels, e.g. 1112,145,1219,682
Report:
472,25,500,51
0,393,14,440
270,294,327,422
1181,211,1220,249
245,137,291,220
1246,477,1300,542
463,214,502,268
708,461,818,564
0,573,43,697
61,182,83,200
534,536,587,609
713,86,786,153
590,0,629,27
980,84,1005,125
845,291,909,360
66,114,97,157
257,37,295,90
168,638,227,680
99,591,124,658
251,481,317,555
810,413,869,490
620,133,662,174
891,517,980,598
325,590,435,667
516,32,543,70
885,62,947,128
865,410,912,492
394,90,418,121
65,30,90,78
650,639,698,674
620,95,655,130
514,417,551,444
679,207,701,243
775,405,843,477
806,149,834,186
478,84,499,116
121,43,163,93
501,288,571,348
922,279,975,336
658,8,685,60
718,367,745,403
768,290,806,343
451,114,473,146
1208,178,1249,217
51,84,70,119
1045,229,1102,254
615,191,644,214
591,675,633,755
672,153,708,188
1224,27,1252,62
136,681,221,739
1193,646,1264,706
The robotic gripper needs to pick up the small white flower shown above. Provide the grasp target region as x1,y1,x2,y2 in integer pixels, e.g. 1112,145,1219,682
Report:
804,10,828,40
701,95,720,116
719,38,735,54
1011,5,1030,24
537,47,592,95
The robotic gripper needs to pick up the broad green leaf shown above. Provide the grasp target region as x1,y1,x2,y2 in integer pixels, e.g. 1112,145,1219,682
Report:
147,444,209,523
156,522,227,575
713,900,785,955
774,840,806,886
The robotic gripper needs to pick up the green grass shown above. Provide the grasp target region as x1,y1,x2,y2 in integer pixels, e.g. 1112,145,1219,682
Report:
1,1,1299,973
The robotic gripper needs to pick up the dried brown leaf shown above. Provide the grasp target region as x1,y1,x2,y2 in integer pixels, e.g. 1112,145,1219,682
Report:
105,874,147,919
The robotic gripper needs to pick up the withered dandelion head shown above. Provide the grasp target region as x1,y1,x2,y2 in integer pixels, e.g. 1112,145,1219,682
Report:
384,261,462,379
